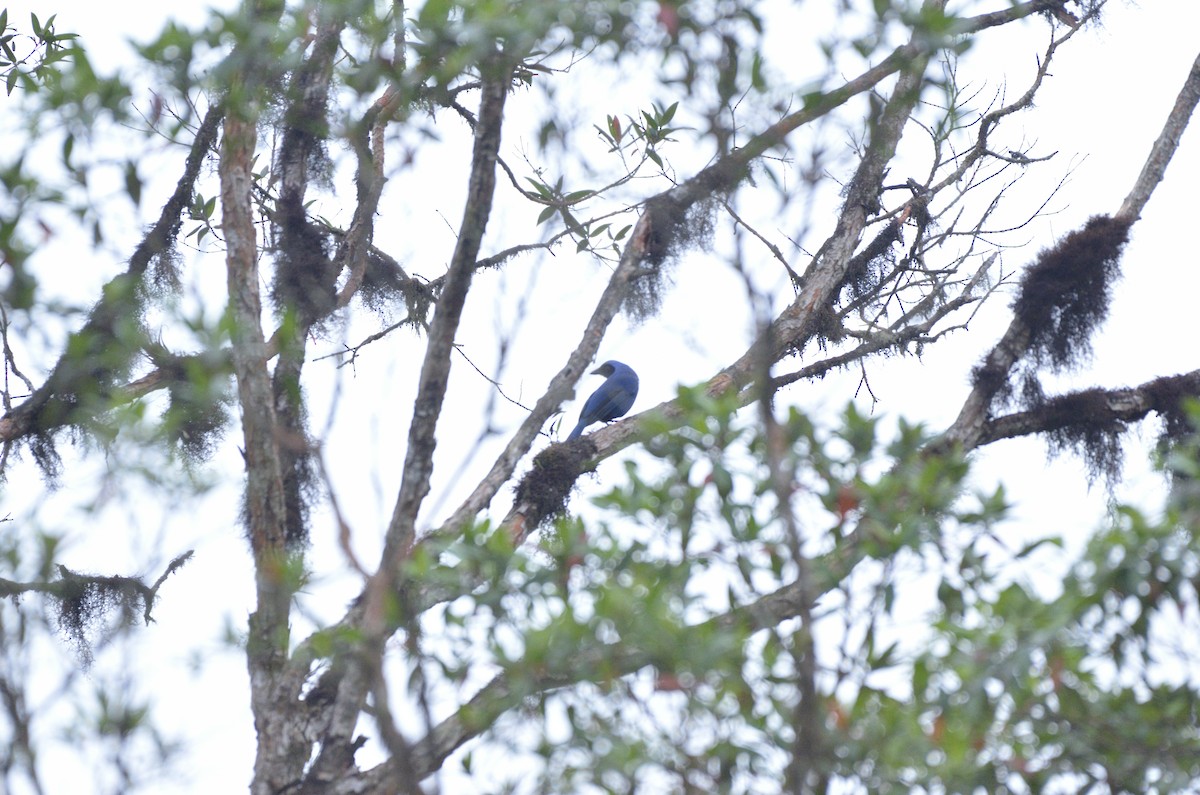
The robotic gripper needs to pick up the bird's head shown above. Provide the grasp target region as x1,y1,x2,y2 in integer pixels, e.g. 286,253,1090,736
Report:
591,360,620,377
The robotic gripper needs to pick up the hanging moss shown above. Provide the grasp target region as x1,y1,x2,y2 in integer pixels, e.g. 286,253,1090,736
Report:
842,219,902,301
1034,388,1128,485
512,440,597,527
167,379,229,462
272,198,339,327
53,568,145,668
359,250,434,329
1143,373,1200,442
624,194,717,323
970,215,1136,484
1011,215,1132,372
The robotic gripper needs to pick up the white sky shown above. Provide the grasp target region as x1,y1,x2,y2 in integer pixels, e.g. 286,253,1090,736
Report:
3,0,1200,793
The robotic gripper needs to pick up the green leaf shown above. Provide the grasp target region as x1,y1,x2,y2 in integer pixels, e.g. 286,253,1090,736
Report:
524,177,551,198
750,52,766,91
123,161,142,206
560,209,585,236
1013,536,1062,559
42,47,73,66
607,114,622,141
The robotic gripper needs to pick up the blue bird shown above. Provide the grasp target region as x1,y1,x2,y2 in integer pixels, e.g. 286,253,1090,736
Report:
566,360,639,440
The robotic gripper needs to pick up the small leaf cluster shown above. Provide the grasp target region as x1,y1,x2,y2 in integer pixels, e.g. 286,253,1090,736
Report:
0,10,81,96
527,101,681,258
593,101,682,168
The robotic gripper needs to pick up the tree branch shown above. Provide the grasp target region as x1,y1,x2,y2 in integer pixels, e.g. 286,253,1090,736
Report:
347,572,819,790
442,0,1040,544
977,370,1200,446
1117,48,1200,222
936,48,1200,454
216,4,297,792
0,102,225,446
377,60,514,576
271,11,347,549
333,85,401,310
0,551,193,624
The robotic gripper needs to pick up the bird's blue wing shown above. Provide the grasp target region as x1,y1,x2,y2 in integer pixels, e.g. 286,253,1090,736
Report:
568,362,639,439
589,379,636,423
